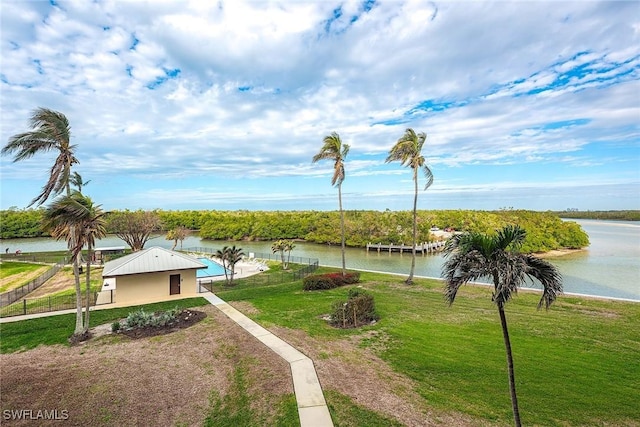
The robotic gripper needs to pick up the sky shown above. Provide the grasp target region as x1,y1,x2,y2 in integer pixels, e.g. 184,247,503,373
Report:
0,0,639,212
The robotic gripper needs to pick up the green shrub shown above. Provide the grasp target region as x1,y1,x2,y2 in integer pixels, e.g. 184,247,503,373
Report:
111,321,121,332
330,287,379,328
303,275,336,290
124,308,178,329
303,272,361,291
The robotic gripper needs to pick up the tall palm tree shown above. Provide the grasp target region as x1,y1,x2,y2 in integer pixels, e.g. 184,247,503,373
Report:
441,225,563,427
2,108,79,206
43,192,106,336
386,128,433,284
313,132,349,276
3,108,85,334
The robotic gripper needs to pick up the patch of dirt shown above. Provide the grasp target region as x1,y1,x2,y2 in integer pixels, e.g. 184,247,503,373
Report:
229,300,260,315
270,326,486,427
26,267,103,299
0,305,292,427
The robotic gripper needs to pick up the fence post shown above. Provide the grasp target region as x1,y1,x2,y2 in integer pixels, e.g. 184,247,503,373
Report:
23,299,27,316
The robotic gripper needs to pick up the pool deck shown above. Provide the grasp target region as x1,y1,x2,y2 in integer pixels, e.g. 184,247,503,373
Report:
196,258,268,282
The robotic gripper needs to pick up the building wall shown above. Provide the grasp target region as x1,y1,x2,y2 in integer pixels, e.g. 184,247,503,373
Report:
113,269,199,305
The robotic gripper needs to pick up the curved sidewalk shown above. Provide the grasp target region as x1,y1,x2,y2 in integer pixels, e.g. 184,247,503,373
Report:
202,292,334,427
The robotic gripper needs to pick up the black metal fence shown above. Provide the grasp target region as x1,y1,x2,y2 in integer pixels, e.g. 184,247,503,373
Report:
0,260,66,308
0,292,100,318
189,248,319,292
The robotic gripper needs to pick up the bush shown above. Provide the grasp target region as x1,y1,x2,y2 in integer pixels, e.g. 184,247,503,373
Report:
329,287,379,328
303,272,361,291
124,307,179,330
111,321,121,333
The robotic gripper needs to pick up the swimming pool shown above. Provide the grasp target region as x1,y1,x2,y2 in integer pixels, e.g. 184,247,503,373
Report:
196,257,229,278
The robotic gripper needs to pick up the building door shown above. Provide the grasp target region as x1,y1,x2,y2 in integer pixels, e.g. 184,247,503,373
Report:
169,274,181,295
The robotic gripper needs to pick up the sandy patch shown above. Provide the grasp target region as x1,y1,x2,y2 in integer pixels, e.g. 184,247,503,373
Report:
0,305,292,427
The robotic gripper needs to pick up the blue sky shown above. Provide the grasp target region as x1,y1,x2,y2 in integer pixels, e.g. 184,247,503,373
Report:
1,0,638,212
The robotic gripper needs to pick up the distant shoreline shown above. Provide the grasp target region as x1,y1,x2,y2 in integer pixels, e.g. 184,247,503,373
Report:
535,248,586,258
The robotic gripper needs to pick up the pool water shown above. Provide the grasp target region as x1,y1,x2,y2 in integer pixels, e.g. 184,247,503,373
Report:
196,257,228,278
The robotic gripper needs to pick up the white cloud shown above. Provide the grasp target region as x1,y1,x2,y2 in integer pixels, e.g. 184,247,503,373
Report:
0,0,638,211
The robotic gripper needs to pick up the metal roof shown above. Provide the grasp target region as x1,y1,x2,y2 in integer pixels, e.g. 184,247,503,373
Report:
102,246,207,277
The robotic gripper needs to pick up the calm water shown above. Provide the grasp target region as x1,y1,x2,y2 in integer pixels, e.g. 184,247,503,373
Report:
2,219,639,301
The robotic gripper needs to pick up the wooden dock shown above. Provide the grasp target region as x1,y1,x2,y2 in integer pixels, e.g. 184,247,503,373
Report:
365,241,446,254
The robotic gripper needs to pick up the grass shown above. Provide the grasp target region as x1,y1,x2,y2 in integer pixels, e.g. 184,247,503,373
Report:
0,261,49,292
0,297,210,353
0,266,105,317
2,265,639,426
214,269,640,427
204,351,300,427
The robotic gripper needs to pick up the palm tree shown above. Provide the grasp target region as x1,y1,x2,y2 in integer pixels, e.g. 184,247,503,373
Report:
225,245,245,285
3,108,85,334
271,239,295,269
441,225,562,427
215,246,231,285
2,108,78,206
70,171,91,193
313,132,349,276
43,192,106,336
216,245,244,286
386,128,433,285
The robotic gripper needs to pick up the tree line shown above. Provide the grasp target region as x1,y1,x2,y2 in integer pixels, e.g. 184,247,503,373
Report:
1,207,589,254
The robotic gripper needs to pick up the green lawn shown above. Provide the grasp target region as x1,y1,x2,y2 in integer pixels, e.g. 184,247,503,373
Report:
0,261,49,292
2,268,639,426
0,298,210,353
216,269,640,427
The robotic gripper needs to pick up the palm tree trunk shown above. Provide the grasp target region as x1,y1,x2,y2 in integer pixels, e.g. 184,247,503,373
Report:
83,245,92,333
72,255,83,335
407,171,418,284
65,182,84,336
338,183,346,276
498,304,522,427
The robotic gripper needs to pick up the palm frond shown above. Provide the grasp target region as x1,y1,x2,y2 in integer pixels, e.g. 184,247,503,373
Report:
313,132,348,187
422,164,434,190
523,254,563,309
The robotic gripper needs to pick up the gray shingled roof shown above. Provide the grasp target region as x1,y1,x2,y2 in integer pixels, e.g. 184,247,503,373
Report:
102,246,207,277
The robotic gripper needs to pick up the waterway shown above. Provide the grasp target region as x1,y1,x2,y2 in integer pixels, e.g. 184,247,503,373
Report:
2,219,638,301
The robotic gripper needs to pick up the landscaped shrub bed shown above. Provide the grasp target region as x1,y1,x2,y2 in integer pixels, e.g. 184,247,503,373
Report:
112,307,207,339
303,272,360,290
330,288,379,328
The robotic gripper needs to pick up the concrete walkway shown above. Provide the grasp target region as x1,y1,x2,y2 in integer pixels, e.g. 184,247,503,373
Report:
202,292,334,427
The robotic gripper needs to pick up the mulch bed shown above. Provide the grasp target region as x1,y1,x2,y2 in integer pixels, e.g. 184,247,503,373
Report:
118,309,207,339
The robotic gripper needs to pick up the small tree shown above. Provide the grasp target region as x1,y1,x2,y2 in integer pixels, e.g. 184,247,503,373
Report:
43,191,106,336
165,226,189,250
106,210,161,251
271,239,295,269
216,245,244,286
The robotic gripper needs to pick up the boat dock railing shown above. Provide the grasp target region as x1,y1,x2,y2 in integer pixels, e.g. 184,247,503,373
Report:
365,241,446,254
